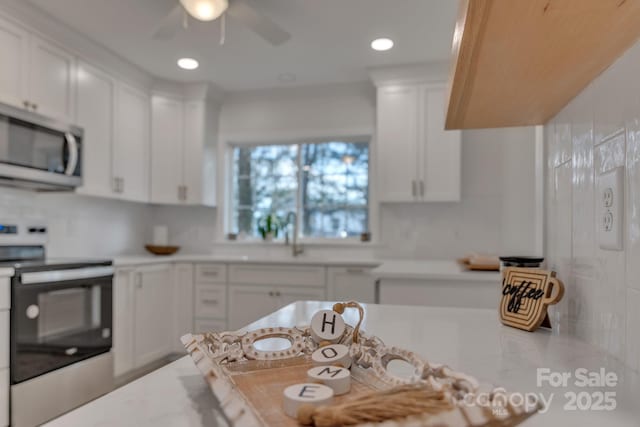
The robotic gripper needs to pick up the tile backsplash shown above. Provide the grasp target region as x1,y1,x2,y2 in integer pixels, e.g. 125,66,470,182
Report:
545,39,640,371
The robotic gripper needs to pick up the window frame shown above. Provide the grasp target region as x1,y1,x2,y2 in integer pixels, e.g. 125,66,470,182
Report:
225,135,373,243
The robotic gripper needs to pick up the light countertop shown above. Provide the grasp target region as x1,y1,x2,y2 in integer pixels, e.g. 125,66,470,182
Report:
44,302,640,427
113,254,382,268
0,267,14,277
372,260,500,282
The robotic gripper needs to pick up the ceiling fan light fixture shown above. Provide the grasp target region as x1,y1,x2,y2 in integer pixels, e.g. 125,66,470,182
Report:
179,0,228,21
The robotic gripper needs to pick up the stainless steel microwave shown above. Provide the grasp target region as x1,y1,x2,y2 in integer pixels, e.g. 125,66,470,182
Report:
0,101,83,191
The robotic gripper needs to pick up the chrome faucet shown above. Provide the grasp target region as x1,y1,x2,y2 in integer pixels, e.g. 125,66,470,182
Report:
285,211,304,257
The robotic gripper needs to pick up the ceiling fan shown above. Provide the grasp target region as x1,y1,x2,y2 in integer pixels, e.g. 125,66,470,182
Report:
154,0,291,46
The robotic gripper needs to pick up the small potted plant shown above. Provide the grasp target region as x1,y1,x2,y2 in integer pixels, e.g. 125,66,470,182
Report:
257,214,280,242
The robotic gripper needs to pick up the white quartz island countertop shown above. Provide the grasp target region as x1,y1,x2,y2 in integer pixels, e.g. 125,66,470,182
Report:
45,302,640,427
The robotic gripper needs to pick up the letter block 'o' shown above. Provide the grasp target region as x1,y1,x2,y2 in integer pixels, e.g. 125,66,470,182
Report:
283,383,334,418
310,310,346,343
307,365,351,395
311,344,351,368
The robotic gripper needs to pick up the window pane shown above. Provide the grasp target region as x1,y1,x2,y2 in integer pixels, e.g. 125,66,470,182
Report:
231,141,368,239
232,144,297,237
300,141,369,237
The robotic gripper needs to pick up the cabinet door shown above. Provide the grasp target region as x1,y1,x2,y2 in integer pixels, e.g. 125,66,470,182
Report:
114,84,150,202
183,101,204,204
150,95,184,204
376,86,419,202
75,61,115,198
113,269,135,377
419,86,461,201
228,285,277,330
29,35,75,122
133,265,173,368
0,16,28,109
276,286,326,309
0,368,7,427
327,267,375,304
173,263,194,353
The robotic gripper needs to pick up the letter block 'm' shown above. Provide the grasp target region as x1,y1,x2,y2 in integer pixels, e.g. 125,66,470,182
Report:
307,365,351,395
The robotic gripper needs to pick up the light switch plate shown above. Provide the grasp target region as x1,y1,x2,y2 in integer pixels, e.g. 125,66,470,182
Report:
597,167,624,250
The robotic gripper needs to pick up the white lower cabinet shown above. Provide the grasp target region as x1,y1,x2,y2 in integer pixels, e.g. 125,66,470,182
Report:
327,267,376,304
0,311,8,371
0,368,7,427
133,264,173,368
228,284,325,330
113,264,174,378
378,279,499,309
113,268,134,377
194,318,227,334
173,263,194,353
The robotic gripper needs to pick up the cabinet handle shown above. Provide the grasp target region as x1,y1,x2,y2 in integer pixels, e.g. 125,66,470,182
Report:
183,186,188,201
136,273,142,288
275,291,281,297
419,180,424,197
31,103,38,111
201,271,218,276
201,299,219,305
113,177,119,193
346,268,364,274
178,186,183,201
120,178,125,193
23,100,30,109
411,180,417,197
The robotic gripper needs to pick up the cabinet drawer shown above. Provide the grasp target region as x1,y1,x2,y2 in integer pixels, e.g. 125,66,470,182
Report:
195,284,227,319
195,264,227,284
0,368,6,427
0,312,7,369
228,264,325,287
0,278,8,310
194,318,227,334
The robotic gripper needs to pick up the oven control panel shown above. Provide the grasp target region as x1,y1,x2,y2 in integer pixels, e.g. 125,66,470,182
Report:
0,224,17,234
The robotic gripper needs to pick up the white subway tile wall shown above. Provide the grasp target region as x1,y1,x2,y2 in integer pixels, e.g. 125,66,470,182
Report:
546,40,640,370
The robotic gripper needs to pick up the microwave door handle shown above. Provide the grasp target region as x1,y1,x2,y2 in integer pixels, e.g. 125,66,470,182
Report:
64,132,78,176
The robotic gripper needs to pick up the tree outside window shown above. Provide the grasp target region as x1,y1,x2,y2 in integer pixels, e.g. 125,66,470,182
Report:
231,140,369,239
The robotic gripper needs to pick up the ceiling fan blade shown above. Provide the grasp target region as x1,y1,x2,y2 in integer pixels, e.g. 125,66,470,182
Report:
153,4,184,40
227,0,291,46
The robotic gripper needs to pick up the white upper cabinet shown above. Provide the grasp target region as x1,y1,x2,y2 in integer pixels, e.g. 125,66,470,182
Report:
151,95,216,206
150,95,184,204
76,61,115,198
0,15,76,122
114,84,150,202
28,35,75,122
376,82,461,202
0,15,29,109
376,86,419,202
420,86,461,201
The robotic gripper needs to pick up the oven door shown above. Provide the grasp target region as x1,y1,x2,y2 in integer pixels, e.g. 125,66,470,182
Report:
10,269,113,384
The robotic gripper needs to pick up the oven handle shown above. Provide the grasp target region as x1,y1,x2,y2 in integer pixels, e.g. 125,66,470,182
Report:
64,132,79,176
20,266,114,285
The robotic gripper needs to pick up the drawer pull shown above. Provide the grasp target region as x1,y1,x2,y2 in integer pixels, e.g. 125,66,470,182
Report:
346,268,365,274
201,271,219,276
201,299,219,305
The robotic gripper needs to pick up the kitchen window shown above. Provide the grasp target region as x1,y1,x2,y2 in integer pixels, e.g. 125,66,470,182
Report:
230,140,369,240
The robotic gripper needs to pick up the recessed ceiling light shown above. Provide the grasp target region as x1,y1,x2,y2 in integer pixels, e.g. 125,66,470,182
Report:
371,38,394,51
177,57,199,70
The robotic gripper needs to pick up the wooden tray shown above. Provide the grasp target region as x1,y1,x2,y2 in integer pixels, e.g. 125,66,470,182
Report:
182,322,541,427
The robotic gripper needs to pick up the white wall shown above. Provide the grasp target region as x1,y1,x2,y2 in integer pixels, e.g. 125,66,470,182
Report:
377,126,537,259
219,82,376,141
545,39,640,371
0,188,151,258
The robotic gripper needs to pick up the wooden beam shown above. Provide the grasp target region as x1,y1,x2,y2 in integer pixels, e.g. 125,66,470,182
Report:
446,0,640,129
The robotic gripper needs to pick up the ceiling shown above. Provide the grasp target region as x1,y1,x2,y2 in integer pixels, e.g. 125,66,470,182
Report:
28,0,458,91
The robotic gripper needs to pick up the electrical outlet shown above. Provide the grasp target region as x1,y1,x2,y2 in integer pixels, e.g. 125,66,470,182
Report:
597,167,624,250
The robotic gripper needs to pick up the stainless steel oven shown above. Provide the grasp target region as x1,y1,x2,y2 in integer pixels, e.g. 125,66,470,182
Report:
0,101,83,191
1,240,114,427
